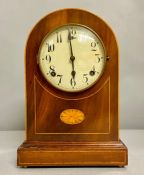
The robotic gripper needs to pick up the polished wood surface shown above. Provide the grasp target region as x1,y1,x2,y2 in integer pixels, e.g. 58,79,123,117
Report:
25,8,118,142
17,8,128,166
17,140,127,166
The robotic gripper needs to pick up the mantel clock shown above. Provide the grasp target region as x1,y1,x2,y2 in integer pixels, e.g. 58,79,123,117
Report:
17,8,128,166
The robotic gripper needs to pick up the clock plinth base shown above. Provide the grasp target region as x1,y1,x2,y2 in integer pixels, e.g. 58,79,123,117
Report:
17,140,128,167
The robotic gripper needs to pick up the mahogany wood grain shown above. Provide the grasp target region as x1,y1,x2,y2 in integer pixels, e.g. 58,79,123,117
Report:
17,8,128,166
17,140,128,166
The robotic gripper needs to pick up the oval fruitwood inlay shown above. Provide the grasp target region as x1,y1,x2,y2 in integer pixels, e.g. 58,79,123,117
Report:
60,109,85,125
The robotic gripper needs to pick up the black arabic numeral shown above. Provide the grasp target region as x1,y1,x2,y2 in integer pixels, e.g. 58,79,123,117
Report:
47,43,55,52
49,65,55,72
69,27,77,39
70,78,76,88
57,75,63,85
56,32,62,43
49,65,56,77
91,42,97,51
83,74,89,84
46,55,51,63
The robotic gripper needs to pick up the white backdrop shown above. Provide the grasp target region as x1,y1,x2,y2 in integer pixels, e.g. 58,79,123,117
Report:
0,0,144,130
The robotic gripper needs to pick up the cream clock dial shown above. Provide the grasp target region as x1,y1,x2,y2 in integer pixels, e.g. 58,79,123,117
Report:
38,24,106,92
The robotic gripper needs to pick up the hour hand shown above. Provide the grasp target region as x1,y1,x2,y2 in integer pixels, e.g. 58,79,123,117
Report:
71,70,76,79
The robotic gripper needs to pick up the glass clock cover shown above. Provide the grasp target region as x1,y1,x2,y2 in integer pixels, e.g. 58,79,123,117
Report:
38,24,106,92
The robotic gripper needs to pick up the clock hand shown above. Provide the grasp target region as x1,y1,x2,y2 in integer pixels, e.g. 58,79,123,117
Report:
68,30,76,79
68,30,74,57
70,57,76,88
70,57,76,78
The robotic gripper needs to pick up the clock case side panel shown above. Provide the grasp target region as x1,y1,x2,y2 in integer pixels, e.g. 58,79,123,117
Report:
24,8,119,142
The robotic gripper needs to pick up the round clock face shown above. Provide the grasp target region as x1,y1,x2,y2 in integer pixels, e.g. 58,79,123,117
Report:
38,24,106,92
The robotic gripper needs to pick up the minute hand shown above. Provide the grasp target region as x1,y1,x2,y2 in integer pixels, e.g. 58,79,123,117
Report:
68,30,76,78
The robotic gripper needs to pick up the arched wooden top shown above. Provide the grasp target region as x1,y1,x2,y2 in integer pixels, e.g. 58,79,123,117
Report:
25,9,119,143
25,8,119,99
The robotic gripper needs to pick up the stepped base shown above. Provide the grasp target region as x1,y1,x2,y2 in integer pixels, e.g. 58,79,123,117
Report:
17,140,128,167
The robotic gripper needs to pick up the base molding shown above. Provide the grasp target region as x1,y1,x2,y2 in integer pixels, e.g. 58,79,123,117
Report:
17,140,128,167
